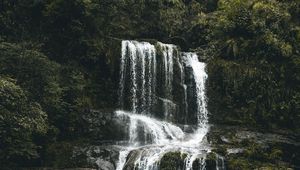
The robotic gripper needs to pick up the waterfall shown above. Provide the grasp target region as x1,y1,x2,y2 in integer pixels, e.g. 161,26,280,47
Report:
216,154,226,170
177,55,188,124
118,40,156,113
116,40,209,170
157,42,177,118
182,52,209,169
182,52,208,128
157,42,176,99
116,110,185,145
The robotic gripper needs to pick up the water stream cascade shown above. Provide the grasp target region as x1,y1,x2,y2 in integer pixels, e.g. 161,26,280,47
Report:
115,40,216,170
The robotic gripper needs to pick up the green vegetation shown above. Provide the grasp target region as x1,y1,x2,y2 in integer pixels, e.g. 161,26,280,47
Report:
0,0,299,168
0,77,47,166
206,0,300,129
160,152,187,170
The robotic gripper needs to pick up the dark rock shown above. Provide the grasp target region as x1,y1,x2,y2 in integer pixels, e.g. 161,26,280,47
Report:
123,150,142,170
205,152,217,169
207,125,300,169
81,109,127,141
226,148,244,154
159,152,186,170
184,65,198,125
73,145,121,170
220,136,231,144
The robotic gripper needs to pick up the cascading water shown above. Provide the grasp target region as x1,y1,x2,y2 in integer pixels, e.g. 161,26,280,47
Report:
116,40,210,170
215,154,225,170
157,42,177,119
182,52,208,128
119,40,156,113
182,52,209,170
157,42,175,99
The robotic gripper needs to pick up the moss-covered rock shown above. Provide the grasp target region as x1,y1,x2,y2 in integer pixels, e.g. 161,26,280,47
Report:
159,152,187,170
204,152,217,169
44,142,120,170
227,158,252,170
208,125,299,169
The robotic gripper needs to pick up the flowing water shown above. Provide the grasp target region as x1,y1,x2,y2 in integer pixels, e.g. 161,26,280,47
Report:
119,40,156,113
182,52,208,128
157,42,176,99
216,154,225,170
116,40,211,170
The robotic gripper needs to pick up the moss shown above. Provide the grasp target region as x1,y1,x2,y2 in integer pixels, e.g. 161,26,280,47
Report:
227,158,252,170
269,148,283,160
206,152,217,161
159,152,186,170
192,158,203,170
216,146,228,156
242,142,284,163
257,165,293,170
227,157,292,170
205,152,217,169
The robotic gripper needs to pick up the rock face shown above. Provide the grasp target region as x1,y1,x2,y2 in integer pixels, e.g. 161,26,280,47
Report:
122,150,142,170
207,125,300,169
81,109,126,141
73,145,121,170
159,152,187,170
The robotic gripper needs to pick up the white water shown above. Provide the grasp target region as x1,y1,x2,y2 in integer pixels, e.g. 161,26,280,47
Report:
216,154,225,170
157,42,176,99
116,110,185,145
118,40,156,113
116,41,210,170
115,110,209,170
157,97,176,120
176,53,189,124
182,52,208,128
157,42,177,118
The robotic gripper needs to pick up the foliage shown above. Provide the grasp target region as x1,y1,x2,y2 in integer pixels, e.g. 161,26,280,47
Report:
0,77,47,166
0,0,299,167
0,42,61,109
206,0,300,129
0,42,90,138
208,58,300,128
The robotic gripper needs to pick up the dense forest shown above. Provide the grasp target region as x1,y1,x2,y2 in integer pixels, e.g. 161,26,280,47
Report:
0,0,299,169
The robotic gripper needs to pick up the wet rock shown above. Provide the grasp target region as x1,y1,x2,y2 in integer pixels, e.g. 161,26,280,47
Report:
204,152,226,170
184,66,198,125
81,109,127,141
182,124,197,133
226,148,244,154
159,152,186,170
155,97,179,121
73,145,121,170
190,157,206,170
220,136,231,144
95,160,114,170
205,152,217,169
207,125,300,169
123,150,142,170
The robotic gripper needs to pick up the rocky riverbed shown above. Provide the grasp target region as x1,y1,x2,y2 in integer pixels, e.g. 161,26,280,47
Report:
27,122,299,170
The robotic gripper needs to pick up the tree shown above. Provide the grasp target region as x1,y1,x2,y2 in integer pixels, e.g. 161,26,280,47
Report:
0,77,48,167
